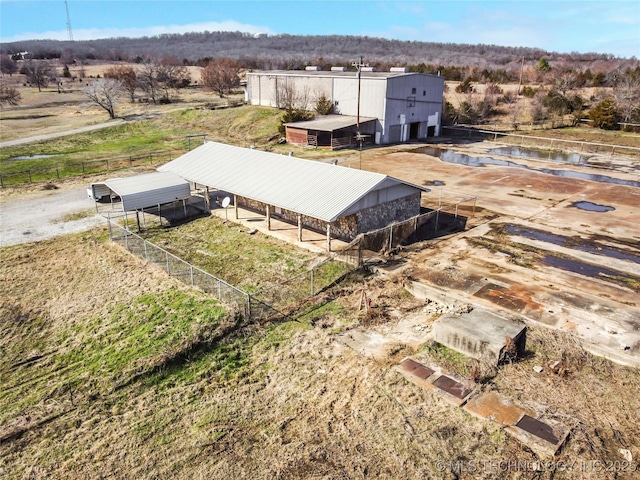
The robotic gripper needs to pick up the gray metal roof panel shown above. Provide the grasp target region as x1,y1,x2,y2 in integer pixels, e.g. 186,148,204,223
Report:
158,142,413,222
283,115,378,131
101,172,188,196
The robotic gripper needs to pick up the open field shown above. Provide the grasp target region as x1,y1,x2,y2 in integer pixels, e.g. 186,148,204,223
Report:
2,227,640,479
1,78,640,478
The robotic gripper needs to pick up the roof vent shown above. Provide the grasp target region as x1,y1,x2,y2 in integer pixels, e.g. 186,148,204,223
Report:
331,66,347,72
361,66,376,72
305,66,321,71
390,67,408,73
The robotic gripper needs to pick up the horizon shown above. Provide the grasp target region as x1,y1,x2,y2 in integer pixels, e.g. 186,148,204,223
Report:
1,1,639,59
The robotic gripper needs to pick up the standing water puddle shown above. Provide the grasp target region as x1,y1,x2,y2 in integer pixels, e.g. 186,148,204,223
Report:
421,147,640,188
541,255,640,286
488,146,587,165
571,201,615,212
504,224,640,264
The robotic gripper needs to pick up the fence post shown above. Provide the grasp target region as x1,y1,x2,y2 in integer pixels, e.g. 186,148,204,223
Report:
218,280,222,300
166,251,170,274
28,170,32,183
246,294,252,320
190,265,194,286
310,269,314,296
143,239,148,261
125,229,129,250
106,159,109,171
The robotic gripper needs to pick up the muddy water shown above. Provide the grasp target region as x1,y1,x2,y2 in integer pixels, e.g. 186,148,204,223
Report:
542,255,640,287
504,224,640,264
421,147,640,188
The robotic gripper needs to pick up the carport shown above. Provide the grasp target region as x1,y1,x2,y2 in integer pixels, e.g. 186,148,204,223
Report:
89,171,192,229
284,114,377,149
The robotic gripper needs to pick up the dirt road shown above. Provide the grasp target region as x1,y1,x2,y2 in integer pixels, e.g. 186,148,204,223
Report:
0,183,105,247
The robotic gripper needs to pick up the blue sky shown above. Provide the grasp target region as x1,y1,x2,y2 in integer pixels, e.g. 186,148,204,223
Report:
1,1,639,58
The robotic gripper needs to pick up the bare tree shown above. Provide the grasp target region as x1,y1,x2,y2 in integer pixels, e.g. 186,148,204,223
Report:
201,58,240,97
104,65,137,102
83,79,123,119
137,61,160,104
23,60,54,92
0,84,21,106
611,69,640,127
137,58,189,104
0,57,18,76
156,59,190,102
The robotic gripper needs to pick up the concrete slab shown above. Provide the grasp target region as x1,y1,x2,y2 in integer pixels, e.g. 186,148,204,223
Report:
431,308,526,363
464,391,536,426
506,415,570,458
432,375,474,401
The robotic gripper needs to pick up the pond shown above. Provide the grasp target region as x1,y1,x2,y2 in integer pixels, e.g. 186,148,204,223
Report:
421,147,640,188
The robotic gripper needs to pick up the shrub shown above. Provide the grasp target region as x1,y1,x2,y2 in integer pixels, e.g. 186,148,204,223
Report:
589,98,620,130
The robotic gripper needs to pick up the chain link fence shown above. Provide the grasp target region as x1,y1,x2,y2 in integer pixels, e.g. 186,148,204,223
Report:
108,220,279,321
108,219,365,320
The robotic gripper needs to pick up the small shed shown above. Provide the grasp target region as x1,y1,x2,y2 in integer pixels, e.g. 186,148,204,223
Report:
284,114,377,149
89,172,191,211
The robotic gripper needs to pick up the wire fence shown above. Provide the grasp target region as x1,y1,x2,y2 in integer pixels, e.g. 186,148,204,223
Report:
108,220,279,321
0,150,181,188
443,126,640,159
107,218,365,320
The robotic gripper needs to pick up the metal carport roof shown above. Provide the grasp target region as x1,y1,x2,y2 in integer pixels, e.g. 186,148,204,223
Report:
283,114,377,132
92,172,191,211
158,141,427,223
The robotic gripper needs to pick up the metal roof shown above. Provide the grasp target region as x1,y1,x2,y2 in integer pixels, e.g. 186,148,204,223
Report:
158,141,422,222
247,70,443,80
283,114,377,131
93,172,191,211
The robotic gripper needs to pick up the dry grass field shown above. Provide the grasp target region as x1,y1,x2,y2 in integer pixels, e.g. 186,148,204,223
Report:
1,70,640,479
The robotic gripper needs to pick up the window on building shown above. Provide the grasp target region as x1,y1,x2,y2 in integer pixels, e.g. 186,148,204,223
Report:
406,96,416,107
411,87,416,94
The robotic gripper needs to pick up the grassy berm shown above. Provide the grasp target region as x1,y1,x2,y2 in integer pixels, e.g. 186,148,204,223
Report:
2,223,640,479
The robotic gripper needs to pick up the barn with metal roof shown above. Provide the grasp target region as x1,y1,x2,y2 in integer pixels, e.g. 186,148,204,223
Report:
158,141,428,250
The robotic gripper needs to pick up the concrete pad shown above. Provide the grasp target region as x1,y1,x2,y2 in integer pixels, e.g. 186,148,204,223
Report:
464,391,536,426
431,308,526,364
394,358,437,390
506,415,570,458
431,375,474,406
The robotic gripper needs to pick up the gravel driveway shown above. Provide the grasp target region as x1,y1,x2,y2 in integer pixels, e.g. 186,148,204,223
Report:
0,185,105,247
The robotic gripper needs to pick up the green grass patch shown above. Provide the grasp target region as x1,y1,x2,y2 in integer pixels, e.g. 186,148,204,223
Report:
141,215,317,292
0,289,227,423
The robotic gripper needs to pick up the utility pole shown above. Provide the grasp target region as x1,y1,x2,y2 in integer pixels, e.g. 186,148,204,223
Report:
352,56,368,130
352,56,368,169
65,0,74,41
517,56,524,95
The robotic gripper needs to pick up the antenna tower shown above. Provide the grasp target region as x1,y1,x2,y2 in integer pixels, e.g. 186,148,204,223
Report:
65,0,74,41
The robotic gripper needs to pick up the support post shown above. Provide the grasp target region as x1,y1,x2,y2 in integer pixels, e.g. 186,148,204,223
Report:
204,187,211,211
266,205,271,230
326,223,331,252
234,195,238,219
297,215,303,242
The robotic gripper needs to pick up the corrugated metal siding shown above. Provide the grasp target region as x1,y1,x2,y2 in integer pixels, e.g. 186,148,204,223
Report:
158,142,420,222
99,172,191,211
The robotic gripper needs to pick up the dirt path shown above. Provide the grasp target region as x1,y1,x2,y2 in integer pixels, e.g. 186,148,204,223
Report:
0,183,105,247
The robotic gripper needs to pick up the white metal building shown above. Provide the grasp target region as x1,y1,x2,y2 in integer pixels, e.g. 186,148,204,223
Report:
246,69,445,145
158,141,428,250
88,171,191,211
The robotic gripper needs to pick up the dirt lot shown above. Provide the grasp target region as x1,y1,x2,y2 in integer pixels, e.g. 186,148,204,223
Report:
355,139,640,367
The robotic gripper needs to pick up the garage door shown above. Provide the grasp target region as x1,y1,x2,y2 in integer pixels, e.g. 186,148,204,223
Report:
388,125,402,143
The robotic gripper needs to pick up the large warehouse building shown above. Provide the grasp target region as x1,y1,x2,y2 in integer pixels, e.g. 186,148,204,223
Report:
246,68,445,147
